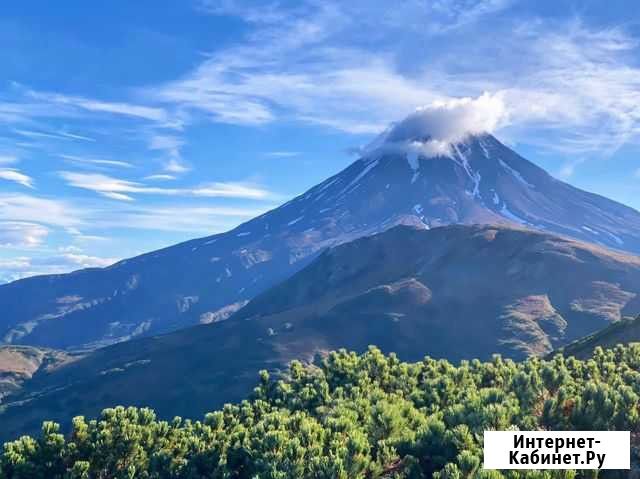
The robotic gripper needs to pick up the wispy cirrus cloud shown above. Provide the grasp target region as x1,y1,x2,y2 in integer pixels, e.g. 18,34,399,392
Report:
14,128,94,142
26,90,170,123
97,204,273,234
556,158,587,179
144,174,177,181
59,171,275,201
486,20,640,157
0,99,77,124
2,84,171,135
0,193,83,228
148,134,190,173
59,154,134,169
197,0,297,24
0,155,19,165
153,2,640,161
425,0,514,33
0,252,118,283
10,3,636,160
164,158,189,174
0,221,48,247
0,191,272,236
148,134,183,151
0,168,34,188
155,1,449,132
265,151,300,158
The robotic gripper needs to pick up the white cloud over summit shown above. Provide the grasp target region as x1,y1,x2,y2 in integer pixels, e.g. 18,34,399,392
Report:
364,93,507,157
388,93,507,143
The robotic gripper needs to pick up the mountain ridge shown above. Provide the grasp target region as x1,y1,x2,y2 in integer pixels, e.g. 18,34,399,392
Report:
2,133,640,350
556,316,640,359
1,223,639,441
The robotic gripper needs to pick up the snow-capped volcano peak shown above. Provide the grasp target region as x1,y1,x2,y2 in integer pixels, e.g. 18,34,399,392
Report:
294,129,638,257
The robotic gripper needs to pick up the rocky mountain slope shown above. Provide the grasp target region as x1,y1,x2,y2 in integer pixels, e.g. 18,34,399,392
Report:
0,346,75,402
2,224,639,441
2,130,640,350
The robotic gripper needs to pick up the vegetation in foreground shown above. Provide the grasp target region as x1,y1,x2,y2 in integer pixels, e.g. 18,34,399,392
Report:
1,344,639,479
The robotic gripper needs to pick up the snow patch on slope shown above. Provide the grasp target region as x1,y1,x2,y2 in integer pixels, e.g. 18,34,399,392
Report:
317,176,340,193
500,204,529,225
452,143,482,199
340,159,379,195
499,159,534,188
602,230,624,245
288,216,304,226
478,138,491,158
471,172,481,199
406,152,420,183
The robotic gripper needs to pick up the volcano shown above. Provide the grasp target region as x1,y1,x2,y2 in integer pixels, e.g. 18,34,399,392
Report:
2,129,640,350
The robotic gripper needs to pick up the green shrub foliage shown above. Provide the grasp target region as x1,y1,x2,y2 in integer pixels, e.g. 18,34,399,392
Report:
2,344,639,478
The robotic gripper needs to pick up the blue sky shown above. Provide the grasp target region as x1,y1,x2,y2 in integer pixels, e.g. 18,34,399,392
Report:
1,0,639,282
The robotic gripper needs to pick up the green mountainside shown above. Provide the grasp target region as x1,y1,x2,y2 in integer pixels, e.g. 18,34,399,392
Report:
557,316,640,359
2,344,638,478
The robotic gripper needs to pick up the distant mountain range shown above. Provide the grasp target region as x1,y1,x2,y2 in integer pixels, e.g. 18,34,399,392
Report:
2,133,640,350
1,223,639,442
